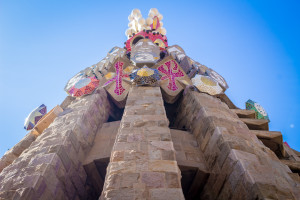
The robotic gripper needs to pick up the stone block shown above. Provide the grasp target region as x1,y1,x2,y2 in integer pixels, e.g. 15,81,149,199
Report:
69,167,87,199
150,141,174,151
111,151,124,162
165,172,181,188
149,160,179,173
148,149,162,160
60,96,75,110
161,150,175,160
135,159,149,172
149,188,185,200
175,151,186,163
103,188,135,200
240,118,269,131
0,190,20,200
216,179,233,200
0,152,18,173
48,146,72,173
120,173,139,188
113,142,139,152
127,133,144,142
141,172,164,188
11,133,36,156
105,173,121,190
71,122,94,154
109,161,136,174
124,150,148,161
16,187,37,200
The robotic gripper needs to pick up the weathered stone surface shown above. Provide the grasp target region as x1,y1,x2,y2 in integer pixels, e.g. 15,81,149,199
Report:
148,160,179,173
174,89,300,199
170,129,207,169
240,118,269,131
100,86,184,200
0,88,112,199
284,143,300,161
34,105,63,135
83,161,104,199
141,172,164,188
60,96,75,110
0,152,18,174
149,188,185,200
251,130,285,157
293,149,300,157
165,172,181,188
281,159,300,174
83,121,120,165
231,108,256,119
0,133,36,174
215,93,238,109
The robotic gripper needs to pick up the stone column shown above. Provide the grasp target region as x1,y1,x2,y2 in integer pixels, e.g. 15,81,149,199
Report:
0,88,111,199
100,86,184,200
175,89,300,199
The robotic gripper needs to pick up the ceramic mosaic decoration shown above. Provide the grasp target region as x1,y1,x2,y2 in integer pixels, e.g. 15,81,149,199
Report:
130,66,161,85
64,71,86,95
246,99,270,122
103,58,133,107
125,8,167,51
62,8,229,106
206,68,229,91
155,56,191,103
4,8,296,200
69,76,99,97
24,104,47,130
192,74,223,96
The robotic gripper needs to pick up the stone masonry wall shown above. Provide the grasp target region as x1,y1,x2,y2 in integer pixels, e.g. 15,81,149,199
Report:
174,89,300,199
100,86,185,200
0,88,111,200
0,133,36,173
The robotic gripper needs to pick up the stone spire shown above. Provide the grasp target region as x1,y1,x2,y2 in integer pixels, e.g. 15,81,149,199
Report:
0,8,299,200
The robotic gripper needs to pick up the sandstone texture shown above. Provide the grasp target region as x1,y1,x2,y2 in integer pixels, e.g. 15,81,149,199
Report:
1,86,299,200
100,86,184,200
0,88,111,200
174,89,300,199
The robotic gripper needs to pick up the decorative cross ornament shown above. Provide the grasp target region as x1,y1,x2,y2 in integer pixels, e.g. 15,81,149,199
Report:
104,61,128,95
158,60,184,91
155,56,191,103
103,58,134,107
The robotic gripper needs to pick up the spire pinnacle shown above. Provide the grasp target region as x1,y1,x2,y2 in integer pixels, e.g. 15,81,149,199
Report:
125,8,166,38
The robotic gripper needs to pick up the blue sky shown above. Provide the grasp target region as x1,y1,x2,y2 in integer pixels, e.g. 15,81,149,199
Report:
0,0,299,156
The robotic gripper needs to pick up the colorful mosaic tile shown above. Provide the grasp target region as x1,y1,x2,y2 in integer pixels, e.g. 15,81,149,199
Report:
69,76,99,97
104,61,128,96
246,99,270,122
125,30,168,51
206,68,229,91
103,57,133,108
130,66,161,85
154,56,191,103
192,74,223,96
158,59,184,91
24,104,47,130
64,71,86,95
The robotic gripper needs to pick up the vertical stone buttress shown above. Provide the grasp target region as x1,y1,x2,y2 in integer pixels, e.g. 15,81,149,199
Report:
175,89,300,199
100,86,185,200
0,88,111,199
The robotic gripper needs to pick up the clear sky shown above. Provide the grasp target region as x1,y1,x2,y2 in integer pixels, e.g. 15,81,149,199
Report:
0,0,299,156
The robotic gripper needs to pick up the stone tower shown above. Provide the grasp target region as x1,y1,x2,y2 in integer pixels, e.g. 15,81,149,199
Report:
0,8,299,200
